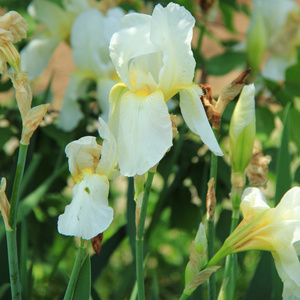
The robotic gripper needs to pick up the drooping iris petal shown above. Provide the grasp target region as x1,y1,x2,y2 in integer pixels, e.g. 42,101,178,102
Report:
57,173,113,240
65,136,101,178
179,84,223,156
150,3,196,97
111,89,172,176
97,118,118,178
57,72,90,132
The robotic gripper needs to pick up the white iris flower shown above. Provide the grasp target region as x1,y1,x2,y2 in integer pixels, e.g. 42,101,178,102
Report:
20,0,91,79
252,0,300,81
109,2,223,177
57,118,118,240
58,8,124,131
217,187,300,300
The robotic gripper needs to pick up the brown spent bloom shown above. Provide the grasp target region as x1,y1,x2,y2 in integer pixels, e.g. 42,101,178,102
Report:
0,11,28,74
0,178,11,230
0,11,28,44
200,68,251,130
91,232,104,255
21,104,49,145
198,0,217,13
246,149,271,188
206,178,215,221
9,72,32,121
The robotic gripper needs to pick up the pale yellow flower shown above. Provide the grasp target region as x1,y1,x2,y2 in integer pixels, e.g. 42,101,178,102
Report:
209,187,300,300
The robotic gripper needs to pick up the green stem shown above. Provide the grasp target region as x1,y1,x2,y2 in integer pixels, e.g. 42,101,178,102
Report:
5,143,29,300
207,128,219,300
136,171,155,300
179,292,189,300
9,143,28,229
6,229,21,300
217,178,244,300
63,239,87,300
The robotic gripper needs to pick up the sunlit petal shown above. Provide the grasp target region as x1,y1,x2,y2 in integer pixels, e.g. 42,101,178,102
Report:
97,118,117,178
151,3,196,96
179,84,223,156
110,13,159,89
57,174,113,240
114,90,172,176
65,136,101,178
240,187,270,223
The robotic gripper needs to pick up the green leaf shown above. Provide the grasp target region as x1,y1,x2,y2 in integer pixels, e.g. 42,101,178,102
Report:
126,177,136,255
0,127,13,149
0,283,10,299
206,51,245,76
73,254,91,300
285,49,300,97
256,106,275,143
275,104,291,205
219,3,236,33
169,185,198,231
40,125,74,149
264,79,294,106
289,107,300,152
244,252,278,300
91,225,126,283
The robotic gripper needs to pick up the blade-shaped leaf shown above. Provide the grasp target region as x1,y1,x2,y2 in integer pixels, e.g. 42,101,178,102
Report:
73,254,91,300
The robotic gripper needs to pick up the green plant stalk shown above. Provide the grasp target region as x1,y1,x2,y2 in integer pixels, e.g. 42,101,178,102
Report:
9,143,28,229
179,292,189,300
218,182,244,300
6,229,21,300
136,171,155,300
63,239,87,300
5,142,29,300
207,128,219,300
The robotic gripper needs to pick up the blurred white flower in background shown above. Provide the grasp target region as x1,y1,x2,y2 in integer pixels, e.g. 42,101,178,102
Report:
20,0,91,79
249,0,300,81
57,8,124,131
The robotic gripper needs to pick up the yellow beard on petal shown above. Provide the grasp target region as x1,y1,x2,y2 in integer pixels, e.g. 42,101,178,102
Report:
135,90,150,97
74,168,94,183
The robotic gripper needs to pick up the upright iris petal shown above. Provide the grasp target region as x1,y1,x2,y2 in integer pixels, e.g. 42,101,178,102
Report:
109,2,223,177
57,118,118,240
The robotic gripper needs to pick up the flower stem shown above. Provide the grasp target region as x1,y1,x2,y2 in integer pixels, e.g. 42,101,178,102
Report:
9,143,28,229
207,128,219,300
218,177,244,300
6,229,21,300
179,292,190,300
63,239,87,300
136,171,155,300
5,142,28,300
